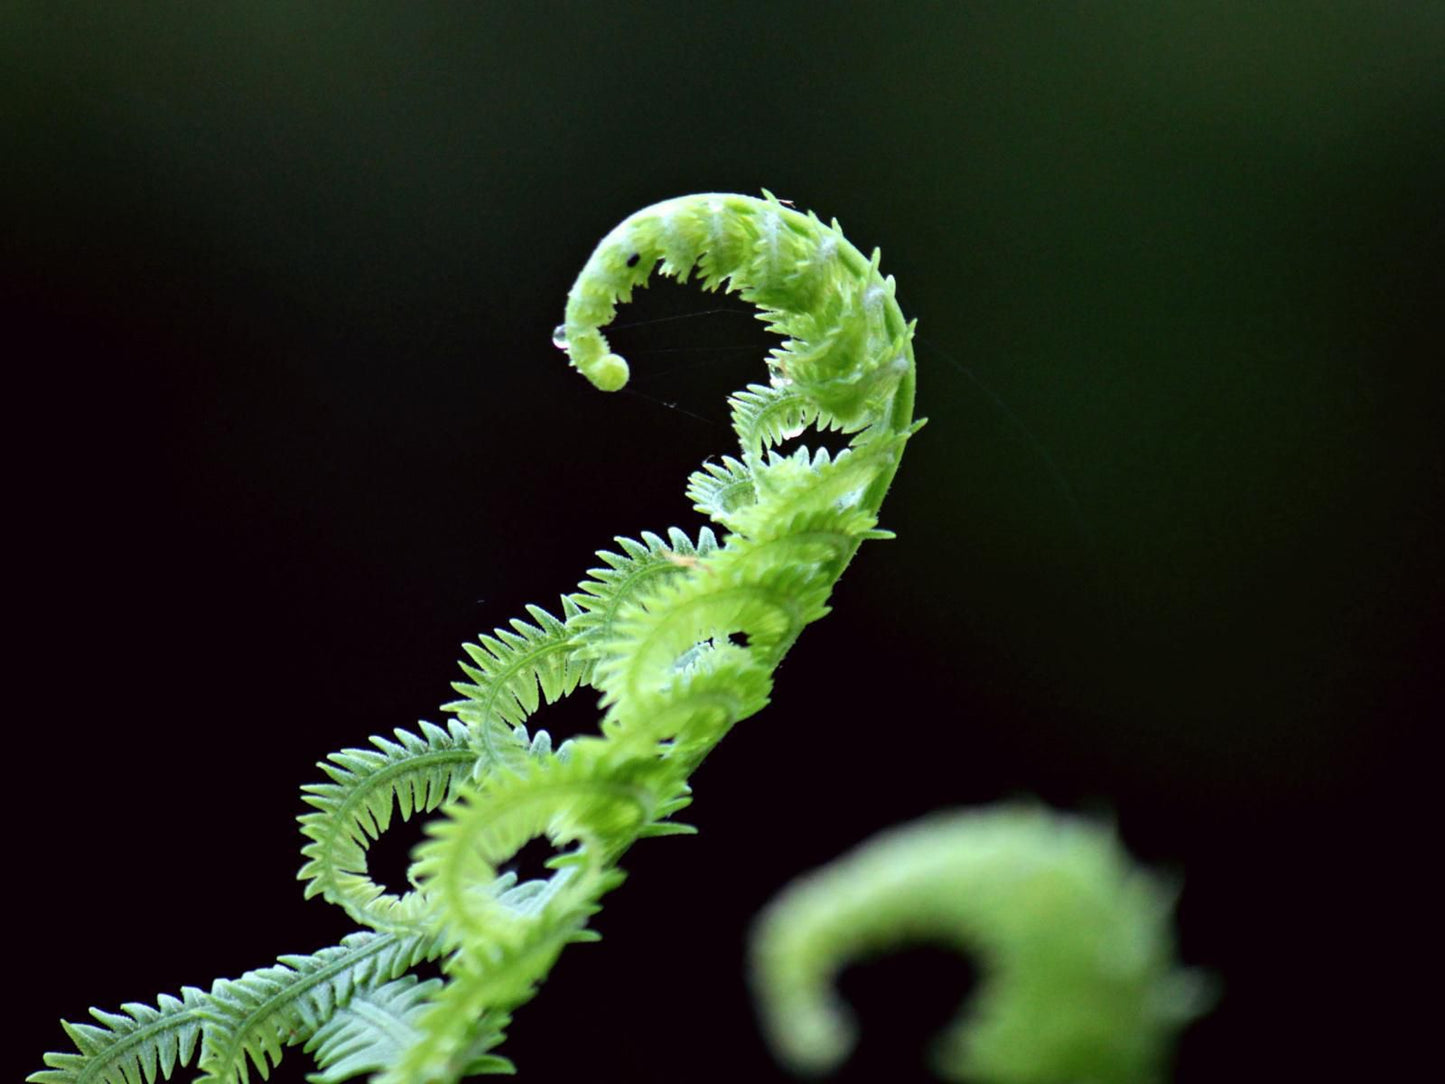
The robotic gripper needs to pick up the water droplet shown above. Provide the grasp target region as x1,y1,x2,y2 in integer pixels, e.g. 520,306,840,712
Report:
551,324,568,350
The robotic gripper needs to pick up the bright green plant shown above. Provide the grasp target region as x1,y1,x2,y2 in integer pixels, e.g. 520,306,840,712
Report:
30,192,1200,1084
751,806,1207,1083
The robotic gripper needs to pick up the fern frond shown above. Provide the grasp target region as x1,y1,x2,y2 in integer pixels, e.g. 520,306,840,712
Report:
196,931,441,1084
727,433,909,545
750,807,1210,1084
607,648,775,762
442,599,591,736
635,782,697,836
298,721,479,930
377,897,607,1084
729,504,884,586
726,381,862,462
303,977,512,1084
684,457,756,526
30,988,209,1084
570,528,720,655
591,549,833,738
40,193,927,1084
729,382,817,453
410,746,657,948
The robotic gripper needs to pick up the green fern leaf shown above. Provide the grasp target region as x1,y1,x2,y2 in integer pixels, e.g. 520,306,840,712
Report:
731,435,910,543
727,381,847,459
443,599,591,733
378,903,607,1084
684,457,756,525
303,977,512,1084
750,807,1210,1084
570,528,719,655
298,721,480,930
590,545,834,739
196,932,440,1084
410,746,656,948
38,193,925,1084
30,988,209,1084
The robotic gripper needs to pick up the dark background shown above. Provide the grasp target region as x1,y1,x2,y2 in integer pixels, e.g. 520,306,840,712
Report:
6,3,1441,1082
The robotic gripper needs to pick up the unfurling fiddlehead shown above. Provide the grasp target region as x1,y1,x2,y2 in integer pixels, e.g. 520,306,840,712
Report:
32,192,919,1084
751,807,1210,1084
33,192,1202,1084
